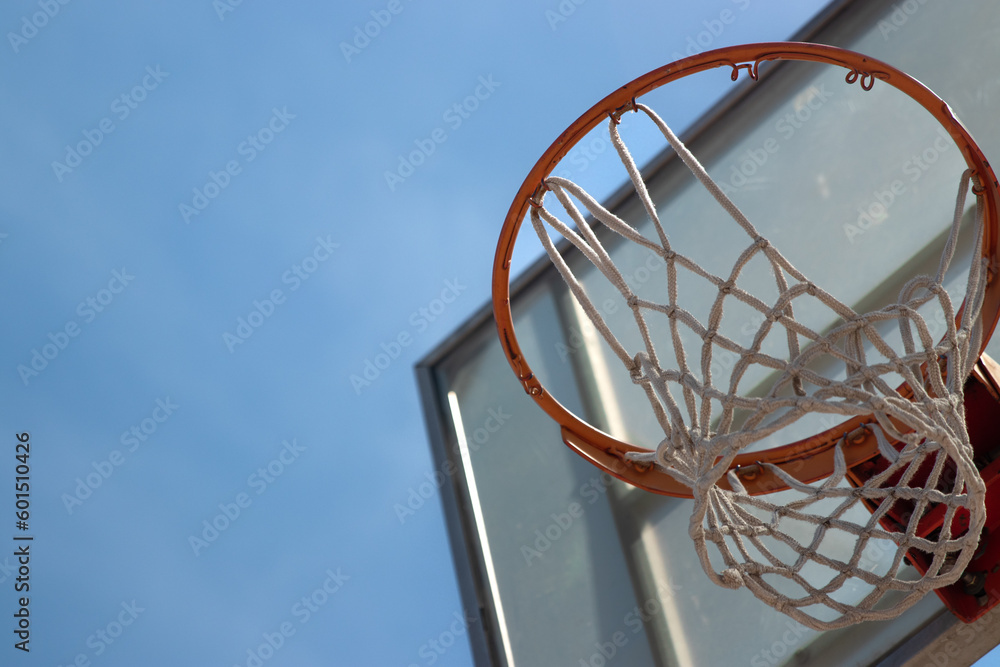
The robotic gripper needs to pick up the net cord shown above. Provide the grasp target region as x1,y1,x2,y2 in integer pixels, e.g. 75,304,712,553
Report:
530,102,988,629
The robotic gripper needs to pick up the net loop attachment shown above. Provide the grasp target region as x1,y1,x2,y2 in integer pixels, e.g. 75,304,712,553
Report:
734,462,763,481
610,98,637,125
528,182,550,209
846,424,869,446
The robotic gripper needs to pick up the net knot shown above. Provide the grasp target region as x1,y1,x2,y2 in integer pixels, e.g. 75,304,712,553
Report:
628,355,644,382
972,172,986,194
528,103,988,631
720,568,743,589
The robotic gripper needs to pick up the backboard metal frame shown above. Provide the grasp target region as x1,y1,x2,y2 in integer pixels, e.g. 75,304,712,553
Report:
417,0,1000,663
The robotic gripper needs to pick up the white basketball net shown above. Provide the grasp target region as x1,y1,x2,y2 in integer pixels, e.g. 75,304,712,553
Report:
531,101,989,629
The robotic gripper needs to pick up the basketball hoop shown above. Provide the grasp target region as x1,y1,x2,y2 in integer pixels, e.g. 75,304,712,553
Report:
493,43,1000,629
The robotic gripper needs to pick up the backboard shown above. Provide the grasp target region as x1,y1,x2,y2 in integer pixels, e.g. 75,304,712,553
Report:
417,0,1000,664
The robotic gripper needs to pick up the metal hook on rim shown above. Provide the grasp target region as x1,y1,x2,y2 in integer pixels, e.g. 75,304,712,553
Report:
735,461,764,481
845,69,880,91
728,60,760,82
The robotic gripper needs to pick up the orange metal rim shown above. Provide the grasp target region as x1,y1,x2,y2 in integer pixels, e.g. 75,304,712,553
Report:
492,42,1000,498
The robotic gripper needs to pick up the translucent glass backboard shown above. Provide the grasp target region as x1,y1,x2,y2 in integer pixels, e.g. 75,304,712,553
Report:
417,0,1000,664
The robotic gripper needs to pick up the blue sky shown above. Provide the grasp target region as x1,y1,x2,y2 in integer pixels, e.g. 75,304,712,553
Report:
9,0,986,665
